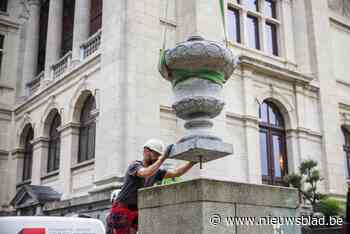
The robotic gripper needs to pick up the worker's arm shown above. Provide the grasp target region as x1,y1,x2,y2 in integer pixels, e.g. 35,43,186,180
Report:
136,156,166,178
163,161,197,179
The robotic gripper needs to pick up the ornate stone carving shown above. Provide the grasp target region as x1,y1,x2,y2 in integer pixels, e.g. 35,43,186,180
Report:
173,97,224,120
159,36,239,163
160,36,238,82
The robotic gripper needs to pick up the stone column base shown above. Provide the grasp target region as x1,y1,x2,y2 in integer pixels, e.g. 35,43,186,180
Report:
138,178,301,234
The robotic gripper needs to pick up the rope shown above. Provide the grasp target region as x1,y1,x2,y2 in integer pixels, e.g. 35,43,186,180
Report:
219,0,229,47
158,0,229,87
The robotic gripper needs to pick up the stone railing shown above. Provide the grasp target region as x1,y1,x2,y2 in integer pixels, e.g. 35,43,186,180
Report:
26,71,44,95
24,30,102,99
80,29,102,59
51,51,72,80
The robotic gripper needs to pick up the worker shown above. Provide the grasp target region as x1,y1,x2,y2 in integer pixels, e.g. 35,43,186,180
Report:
106,139,197,234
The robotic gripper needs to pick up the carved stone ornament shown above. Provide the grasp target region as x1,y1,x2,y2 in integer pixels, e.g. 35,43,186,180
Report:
159,36,239,164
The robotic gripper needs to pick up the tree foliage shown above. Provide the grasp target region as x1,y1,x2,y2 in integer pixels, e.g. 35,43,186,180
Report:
284,160,326,211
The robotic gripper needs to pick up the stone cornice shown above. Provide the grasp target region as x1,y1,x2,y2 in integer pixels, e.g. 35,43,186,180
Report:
239,55,314,85
286,128,322,138
11,148,25,155
57,122,81,133
0,14,21,30
0,150,8,158
226,112,259,124
0,80,15,90
31,137,49,146
11,148,25,159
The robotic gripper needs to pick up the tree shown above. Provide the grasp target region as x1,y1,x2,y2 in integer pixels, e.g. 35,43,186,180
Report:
284,160,326,212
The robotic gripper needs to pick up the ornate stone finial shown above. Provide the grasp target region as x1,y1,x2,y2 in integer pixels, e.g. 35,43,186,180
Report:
159,36,239,165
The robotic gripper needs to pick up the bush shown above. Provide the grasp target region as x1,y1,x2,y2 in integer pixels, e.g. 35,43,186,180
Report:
284,160,324,212
316,198,345,218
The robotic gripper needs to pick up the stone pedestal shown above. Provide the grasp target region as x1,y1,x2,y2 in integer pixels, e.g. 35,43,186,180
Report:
138,179,301,234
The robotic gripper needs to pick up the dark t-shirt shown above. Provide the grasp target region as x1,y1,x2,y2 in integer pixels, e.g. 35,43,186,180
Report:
116,160,167,208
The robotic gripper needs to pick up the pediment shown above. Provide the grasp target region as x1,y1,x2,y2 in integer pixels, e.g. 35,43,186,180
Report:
10,185,61,209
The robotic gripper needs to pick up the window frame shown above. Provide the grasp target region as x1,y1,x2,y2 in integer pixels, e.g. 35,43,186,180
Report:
265,21,278,56
247,14,260,50
0,34,4,79
259,101,288,186
78,95,97,163
36,0,50,75
0,0,8,13
226,0,281,57
60,0,75,57
47,113,61,173
22,127,34,182
342,127,350,179
89,0,103,36
227,6,241,44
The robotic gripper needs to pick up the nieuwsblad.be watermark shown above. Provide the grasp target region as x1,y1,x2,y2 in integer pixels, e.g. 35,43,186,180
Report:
209,214,343,227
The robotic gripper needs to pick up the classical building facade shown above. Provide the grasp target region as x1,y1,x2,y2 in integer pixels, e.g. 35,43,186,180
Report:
0,0,350,220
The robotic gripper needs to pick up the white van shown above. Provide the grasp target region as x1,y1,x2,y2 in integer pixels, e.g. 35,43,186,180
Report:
0,216,105,234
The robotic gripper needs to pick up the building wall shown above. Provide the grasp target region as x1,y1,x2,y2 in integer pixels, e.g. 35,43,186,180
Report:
0,0,349,216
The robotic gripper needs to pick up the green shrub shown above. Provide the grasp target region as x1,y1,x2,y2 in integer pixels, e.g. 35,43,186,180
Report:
317,198,345,218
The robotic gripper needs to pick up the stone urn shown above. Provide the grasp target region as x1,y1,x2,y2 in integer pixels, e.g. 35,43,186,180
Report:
159,36,239,164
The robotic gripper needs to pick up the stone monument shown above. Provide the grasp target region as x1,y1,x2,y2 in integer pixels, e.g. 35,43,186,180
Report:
138,36,301,234
158,35,238,167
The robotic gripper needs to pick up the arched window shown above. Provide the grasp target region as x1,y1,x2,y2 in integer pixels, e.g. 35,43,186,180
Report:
78,95,96,163
342,127,350,178
23,126,34,181
47,113,61,172
90,0,103,35
259,100,288,186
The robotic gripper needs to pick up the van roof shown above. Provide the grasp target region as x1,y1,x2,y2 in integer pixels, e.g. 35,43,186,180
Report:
0,216,99,222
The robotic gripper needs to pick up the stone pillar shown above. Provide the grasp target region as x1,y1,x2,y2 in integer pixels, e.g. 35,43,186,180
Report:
58,123,80,199
30,137,49,185
292,0,312,74
10,148,25,185
0,151,9,206
305,0,346,195
242,69,261,184
71,0,91,66
280,0,296,66
94,0,162,191
22,0,40,95
177,0,222,41
43,0,63,81
138,179,301,234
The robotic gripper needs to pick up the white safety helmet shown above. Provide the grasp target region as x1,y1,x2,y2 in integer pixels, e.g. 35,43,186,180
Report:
143,139,164,155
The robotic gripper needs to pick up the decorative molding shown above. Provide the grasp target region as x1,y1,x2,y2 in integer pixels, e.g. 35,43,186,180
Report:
30,137,49,146
57,122,81,133
11,147,25,155
0,150,9,159
240,55,314,85
71,159,95,172
41,170,59,181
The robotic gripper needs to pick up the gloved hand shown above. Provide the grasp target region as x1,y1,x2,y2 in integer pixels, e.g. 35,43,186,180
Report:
163,144,174,159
